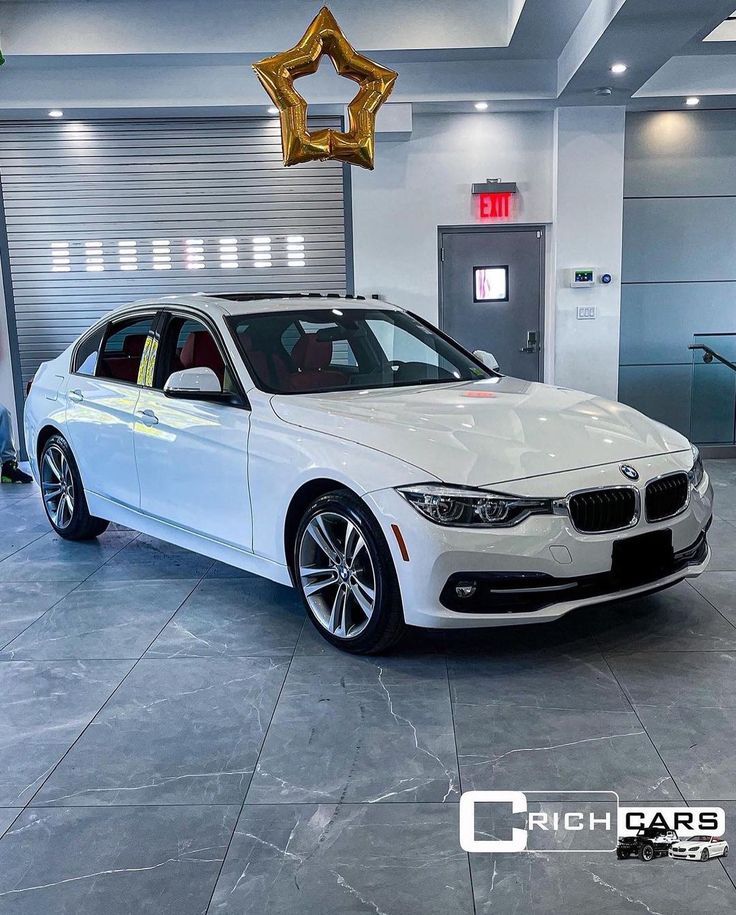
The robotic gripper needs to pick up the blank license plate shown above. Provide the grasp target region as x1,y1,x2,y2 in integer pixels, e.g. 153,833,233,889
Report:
612,530,673,583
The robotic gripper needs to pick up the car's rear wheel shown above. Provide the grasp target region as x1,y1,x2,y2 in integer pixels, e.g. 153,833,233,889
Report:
639,844,654,862
701,848,709,862
724,846,729,857
294,490,405,654
40,434,109,540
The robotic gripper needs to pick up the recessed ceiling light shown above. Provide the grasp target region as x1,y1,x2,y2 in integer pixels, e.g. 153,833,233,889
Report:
48,109,64,118
610,63,627,75
267,106,279,115
474,101,489,111
685,96,701,106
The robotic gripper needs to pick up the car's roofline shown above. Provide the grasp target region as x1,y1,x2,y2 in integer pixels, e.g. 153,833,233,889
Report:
108,293,404,319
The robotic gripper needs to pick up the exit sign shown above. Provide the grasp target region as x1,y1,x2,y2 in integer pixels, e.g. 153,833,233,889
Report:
478,192,513,219
472,180,518,221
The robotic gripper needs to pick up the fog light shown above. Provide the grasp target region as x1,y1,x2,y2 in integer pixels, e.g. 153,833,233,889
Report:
455,581,477,599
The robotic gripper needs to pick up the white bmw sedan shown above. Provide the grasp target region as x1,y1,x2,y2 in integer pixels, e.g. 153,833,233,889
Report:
25,293,712,653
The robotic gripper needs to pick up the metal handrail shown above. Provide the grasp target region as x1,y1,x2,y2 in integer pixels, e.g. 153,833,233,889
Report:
689,343,736,374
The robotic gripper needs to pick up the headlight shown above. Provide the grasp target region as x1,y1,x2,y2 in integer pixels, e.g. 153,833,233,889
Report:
688,444,705,488
396,484,553,528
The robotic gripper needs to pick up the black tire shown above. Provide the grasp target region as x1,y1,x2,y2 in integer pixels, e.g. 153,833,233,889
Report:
39,434,109,541
724,846,728,857
293,490,405,654
639,844,654,862
701,848,709,862
616,849,627,859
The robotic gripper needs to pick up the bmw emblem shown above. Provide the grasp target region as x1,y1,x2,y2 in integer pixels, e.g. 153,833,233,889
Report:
619,464,639,481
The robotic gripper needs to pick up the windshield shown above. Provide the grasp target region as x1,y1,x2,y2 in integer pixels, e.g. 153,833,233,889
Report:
226,308,491,394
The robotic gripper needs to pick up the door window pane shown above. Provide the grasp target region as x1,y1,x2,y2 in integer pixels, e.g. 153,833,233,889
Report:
474,266,509,302
157,316,236,394
97,316,155,384
73,325,105,376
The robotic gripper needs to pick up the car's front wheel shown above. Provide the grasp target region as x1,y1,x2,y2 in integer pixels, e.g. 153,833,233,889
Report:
639,844,654,862
40,434,109,540
294,490,405,654
701,848,709,862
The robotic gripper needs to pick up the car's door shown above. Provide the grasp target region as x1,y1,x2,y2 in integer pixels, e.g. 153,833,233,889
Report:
133,310,253,549
64,311,158,508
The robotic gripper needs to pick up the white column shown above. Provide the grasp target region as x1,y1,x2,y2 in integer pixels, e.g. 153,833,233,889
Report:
0,259,20,447
551,106,626,400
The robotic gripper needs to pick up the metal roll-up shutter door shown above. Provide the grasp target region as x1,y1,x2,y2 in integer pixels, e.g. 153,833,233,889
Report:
0,117,349,387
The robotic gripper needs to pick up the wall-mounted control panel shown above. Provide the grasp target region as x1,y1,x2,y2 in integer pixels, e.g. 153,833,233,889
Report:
569,268,595,288
576,305,597,320
565,269,614,288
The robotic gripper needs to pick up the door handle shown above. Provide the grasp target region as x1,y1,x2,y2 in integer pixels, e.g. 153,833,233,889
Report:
520,331,538,354
68,389,84,402
137,409,159,426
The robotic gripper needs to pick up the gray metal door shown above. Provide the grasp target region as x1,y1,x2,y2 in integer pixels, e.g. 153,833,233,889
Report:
439,226,544,381
0,116,348,390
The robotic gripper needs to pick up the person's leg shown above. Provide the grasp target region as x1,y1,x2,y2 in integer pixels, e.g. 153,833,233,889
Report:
0,405,32,484
0,405,17,464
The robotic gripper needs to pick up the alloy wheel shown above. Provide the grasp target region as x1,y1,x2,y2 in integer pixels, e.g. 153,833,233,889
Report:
41,444,75,530
298,510,377,639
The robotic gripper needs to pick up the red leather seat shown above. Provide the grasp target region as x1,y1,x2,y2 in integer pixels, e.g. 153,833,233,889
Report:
290,334,347,390
180,331,225,385
123,334,147,359
101,333,147,382
240,332,291,391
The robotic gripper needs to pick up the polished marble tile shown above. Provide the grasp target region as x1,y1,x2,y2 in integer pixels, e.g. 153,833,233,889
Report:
209,803,473,914
0,531,136,583
0,660,133,806
247,654,459,804
590,582,736,653
85,535,214,582
0,805,238,914
33,657,288,807
448,649,629,712
0,809,20,839
635,704,736,800
146,578,304,659
705,518,736,571
469,847,735,914
690,570,736,625
1,580,199,660
0,581,78,649
608,650,736,708
454,704,679,801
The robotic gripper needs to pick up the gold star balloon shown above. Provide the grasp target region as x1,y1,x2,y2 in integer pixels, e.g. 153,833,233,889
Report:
253,6,398,169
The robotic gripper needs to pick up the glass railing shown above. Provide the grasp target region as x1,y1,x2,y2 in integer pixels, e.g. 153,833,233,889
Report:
690,333,736,445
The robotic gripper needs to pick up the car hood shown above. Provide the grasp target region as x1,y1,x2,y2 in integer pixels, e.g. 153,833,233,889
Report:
270,376,690,487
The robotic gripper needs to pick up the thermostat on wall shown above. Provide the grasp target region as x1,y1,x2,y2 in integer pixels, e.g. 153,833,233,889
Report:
568,268,595,288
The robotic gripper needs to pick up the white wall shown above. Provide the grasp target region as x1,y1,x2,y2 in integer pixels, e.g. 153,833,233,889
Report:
552,106,626,400
352,108,627,400
351,112,554,320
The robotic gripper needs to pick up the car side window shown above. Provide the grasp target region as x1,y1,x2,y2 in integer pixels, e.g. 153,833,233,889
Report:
73,325,105,376
156,316,237,395
96,316,155,385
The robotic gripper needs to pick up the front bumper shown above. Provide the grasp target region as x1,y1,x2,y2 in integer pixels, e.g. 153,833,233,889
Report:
364,453,713,629
669,849,703,859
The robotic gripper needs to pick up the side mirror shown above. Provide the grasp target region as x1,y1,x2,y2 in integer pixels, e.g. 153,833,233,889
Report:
473,350,499,372
164,367,224,398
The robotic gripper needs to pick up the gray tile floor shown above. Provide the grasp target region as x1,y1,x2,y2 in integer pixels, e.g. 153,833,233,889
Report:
0,463,735,912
